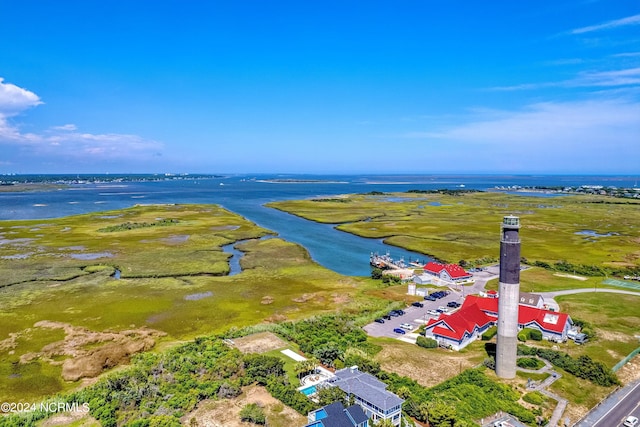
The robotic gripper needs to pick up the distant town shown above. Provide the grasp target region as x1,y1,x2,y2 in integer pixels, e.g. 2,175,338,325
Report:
0,173,223,186
492,184,640,199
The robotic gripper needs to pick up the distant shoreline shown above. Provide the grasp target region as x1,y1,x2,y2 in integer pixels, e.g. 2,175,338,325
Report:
257,178,349,184
0,174,224,193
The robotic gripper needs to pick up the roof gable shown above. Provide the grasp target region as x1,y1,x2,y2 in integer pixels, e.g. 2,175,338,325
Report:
306,402,366,427
330,368,404,410
425,302,493,340
423,262,471,278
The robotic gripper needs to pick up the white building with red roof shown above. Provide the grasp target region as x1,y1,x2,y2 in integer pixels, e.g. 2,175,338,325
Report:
423,295,572,350
413,262,474,287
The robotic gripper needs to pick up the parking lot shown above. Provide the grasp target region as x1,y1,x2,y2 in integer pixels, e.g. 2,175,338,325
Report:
363,288,465,339
362,268,500,340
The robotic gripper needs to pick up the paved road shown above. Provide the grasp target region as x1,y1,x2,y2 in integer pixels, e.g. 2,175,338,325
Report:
575,379,640,427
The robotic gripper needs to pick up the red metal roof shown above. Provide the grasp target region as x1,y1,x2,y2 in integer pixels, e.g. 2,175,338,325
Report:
423,262,472,279
425,301,494,341
426,295,570,341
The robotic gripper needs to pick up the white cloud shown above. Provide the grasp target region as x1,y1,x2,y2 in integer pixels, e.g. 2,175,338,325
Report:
0,78,163,167
0,78,42,116
612,52,640,58
489,67,640,91
51,124,77,131
571,14,640,34
575,67,640,87
400,99,640,173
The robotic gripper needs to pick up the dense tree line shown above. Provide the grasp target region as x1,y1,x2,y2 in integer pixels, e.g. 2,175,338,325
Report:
276,315,376,366
376,368,537,426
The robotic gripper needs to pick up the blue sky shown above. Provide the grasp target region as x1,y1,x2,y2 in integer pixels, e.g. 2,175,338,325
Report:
1,1,639,174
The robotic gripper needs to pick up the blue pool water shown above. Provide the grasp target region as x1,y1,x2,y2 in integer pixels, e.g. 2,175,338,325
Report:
300,385,317,396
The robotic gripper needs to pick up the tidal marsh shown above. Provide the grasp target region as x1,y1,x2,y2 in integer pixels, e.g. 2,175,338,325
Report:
0,204,379,402
269,192,640,269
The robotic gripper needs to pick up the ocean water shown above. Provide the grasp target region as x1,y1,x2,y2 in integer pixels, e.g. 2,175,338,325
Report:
0,174,636,276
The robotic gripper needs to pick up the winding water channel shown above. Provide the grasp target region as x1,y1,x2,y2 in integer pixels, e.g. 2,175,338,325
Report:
2,174,627,276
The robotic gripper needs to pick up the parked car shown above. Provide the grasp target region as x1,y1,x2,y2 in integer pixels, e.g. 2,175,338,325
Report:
624,416,639,427
573,333,588,344
374,318,385,324
389,311,400,317
411,301,424,307
393,328,406,334
427,309,439,316
424,295,436,301
438,306,449,313
382,314,392,320
447,301,461,308
400,323,413,330
394,309,405,315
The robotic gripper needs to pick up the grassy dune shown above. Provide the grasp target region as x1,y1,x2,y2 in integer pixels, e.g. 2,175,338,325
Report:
269,192,640,268
0,204,381,402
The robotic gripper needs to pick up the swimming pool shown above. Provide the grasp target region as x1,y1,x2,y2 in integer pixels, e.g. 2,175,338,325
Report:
300,385,317,396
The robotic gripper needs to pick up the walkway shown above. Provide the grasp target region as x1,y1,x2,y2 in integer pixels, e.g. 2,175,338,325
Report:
517,356,567,427
281,348,307,362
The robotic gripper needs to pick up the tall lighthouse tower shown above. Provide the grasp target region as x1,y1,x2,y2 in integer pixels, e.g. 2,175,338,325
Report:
496,215,521,378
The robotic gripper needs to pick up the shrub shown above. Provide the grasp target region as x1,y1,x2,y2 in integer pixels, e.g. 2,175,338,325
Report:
265,377,316,415
523,391,545,406
517,345,619,387
239,403,266,425
416,336,438,349
573,318,596,339
517,332,528,342
481,326,497,341
517,357,544,370
528,329,542,341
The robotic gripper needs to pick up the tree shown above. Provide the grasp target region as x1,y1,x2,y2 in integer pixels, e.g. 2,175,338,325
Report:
427,401,457,427
239,403,266,425
395,386,412,399
244,354,285,384
371,268,383,279
316,386,347,407
313,344,343,367
374,419,395,427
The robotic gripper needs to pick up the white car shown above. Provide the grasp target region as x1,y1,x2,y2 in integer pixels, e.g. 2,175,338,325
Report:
427,309,439,316
400,323,413,330
624,416,639,427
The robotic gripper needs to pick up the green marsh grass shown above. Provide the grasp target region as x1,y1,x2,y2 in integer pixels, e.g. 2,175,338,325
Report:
269,192,640,269
0,204,380,402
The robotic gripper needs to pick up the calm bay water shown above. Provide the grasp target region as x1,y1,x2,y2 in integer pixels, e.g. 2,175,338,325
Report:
0,174,636,276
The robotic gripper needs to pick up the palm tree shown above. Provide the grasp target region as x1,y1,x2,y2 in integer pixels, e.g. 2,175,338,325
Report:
374,419,394,427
